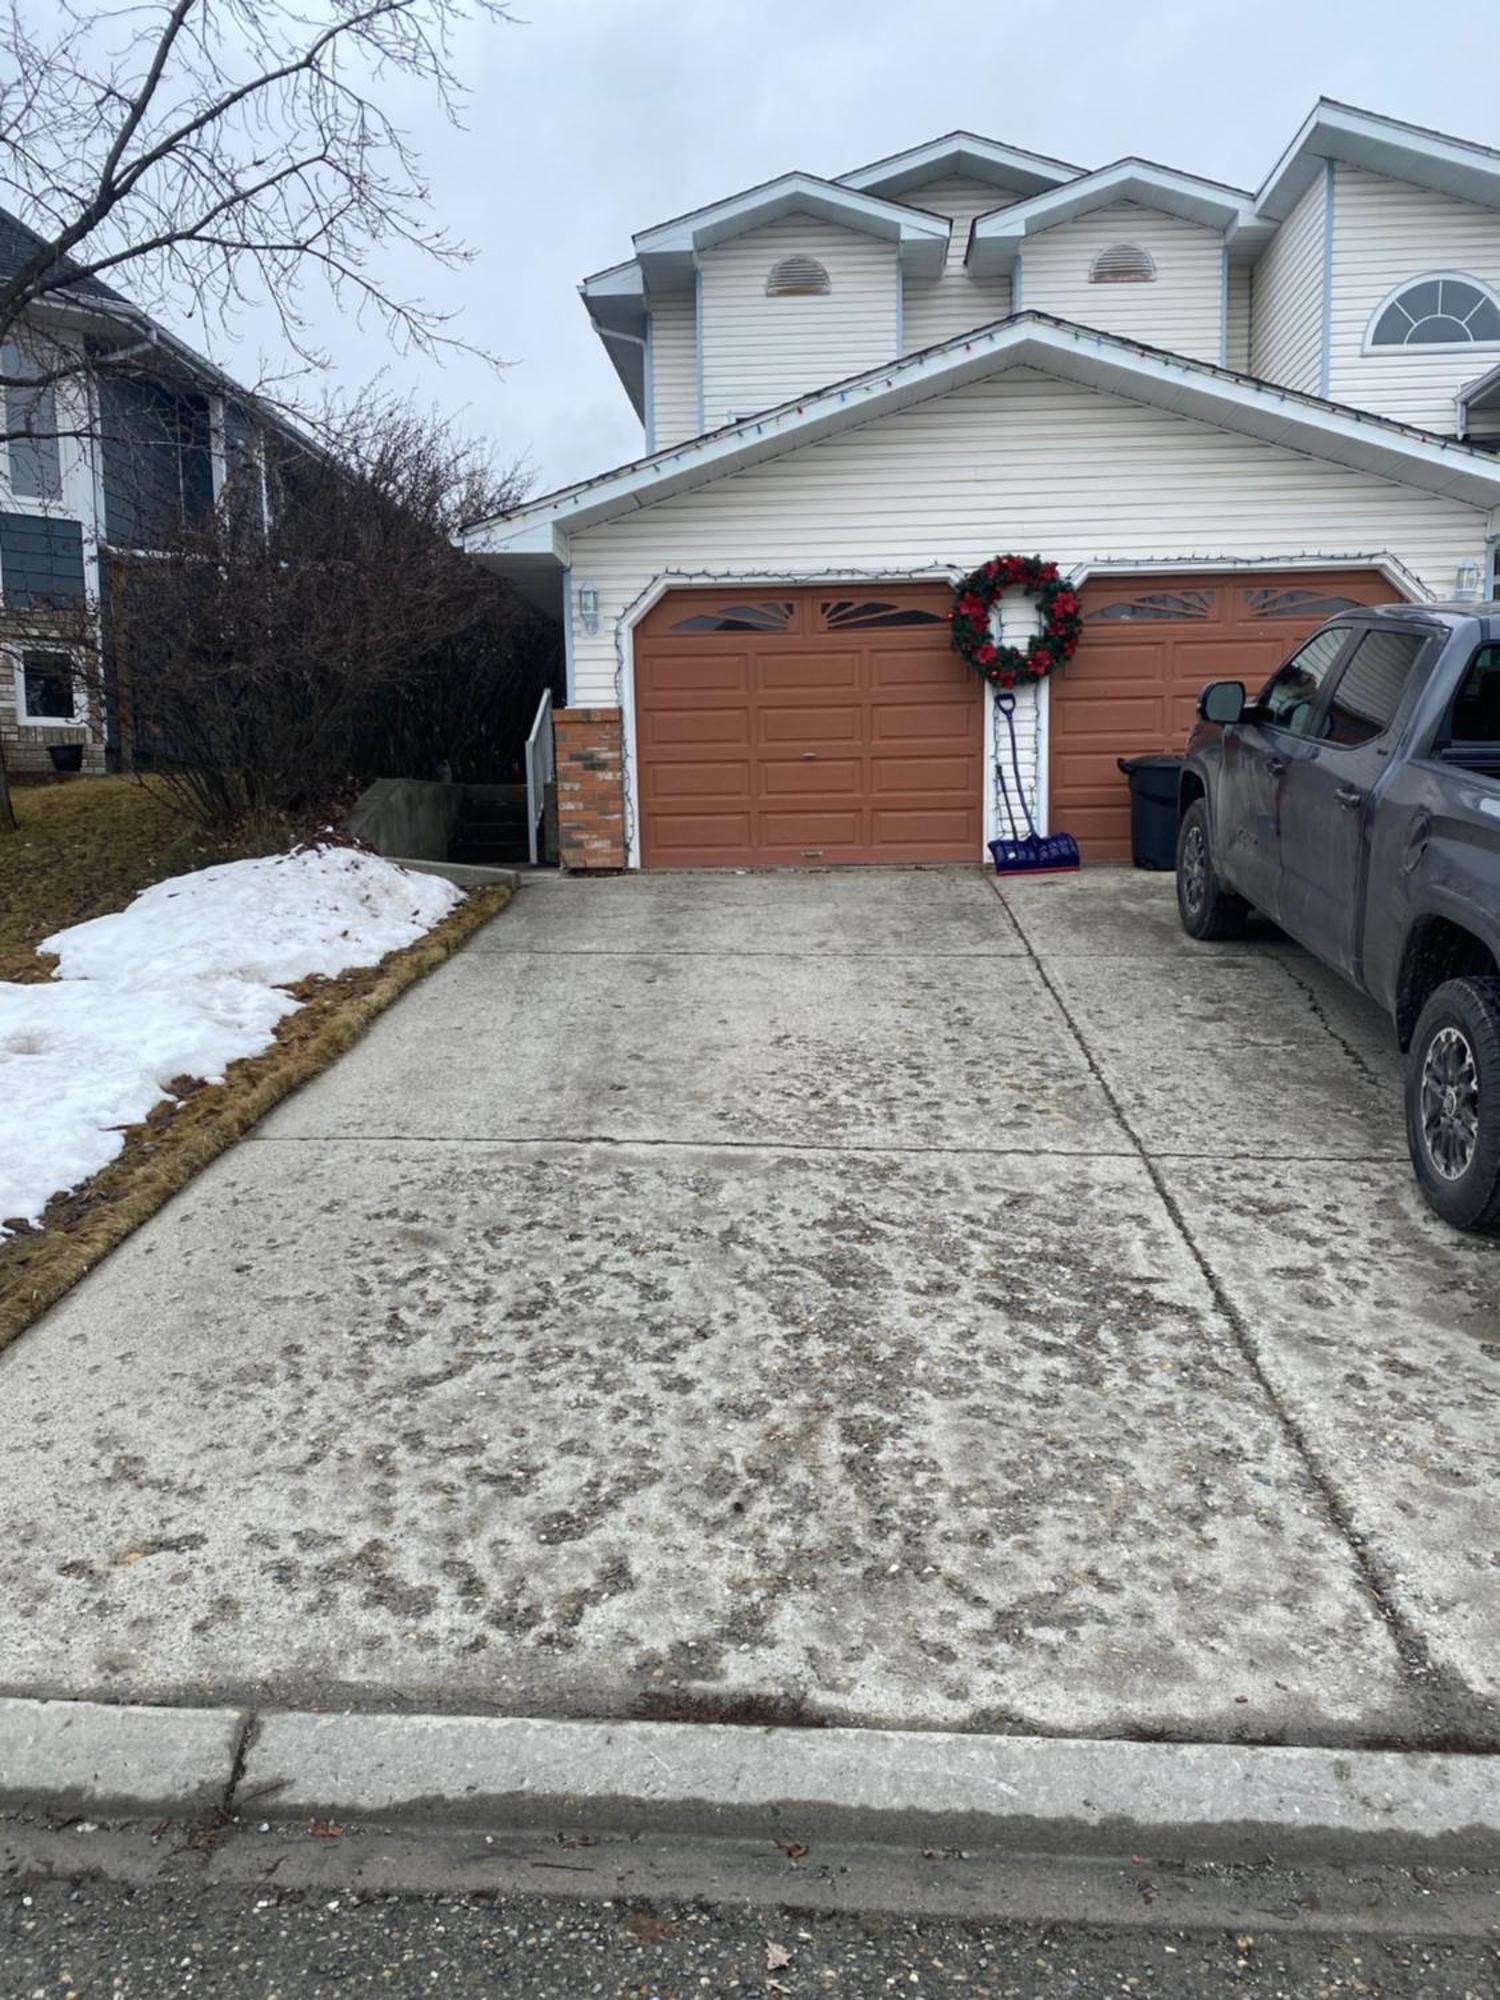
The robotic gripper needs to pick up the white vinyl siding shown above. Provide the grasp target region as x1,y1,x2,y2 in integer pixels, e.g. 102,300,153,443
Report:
1016,203,1226,363
698,215,898,431
1250,175,1327,394
1225,261,1251,371
564,366,1480,712
649,292,698,447
900,176,1014,352
1327,166,1500,432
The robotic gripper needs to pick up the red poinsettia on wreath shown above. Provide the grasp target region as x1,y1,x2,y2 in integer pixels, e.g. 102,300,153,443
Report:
949,554,1082,689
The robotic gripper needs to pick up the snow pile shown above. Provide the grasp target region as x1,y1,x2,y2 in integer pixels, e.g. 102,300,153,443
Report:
1,847,462,1232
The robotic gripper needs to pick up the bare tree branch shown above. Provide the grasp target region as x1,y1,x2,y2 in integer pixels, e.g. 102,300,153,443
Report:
0,0,514,415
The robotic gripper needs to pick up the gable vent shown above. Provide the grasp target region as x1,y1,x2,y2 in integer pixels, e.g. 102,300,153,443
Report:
766,255,831,298
1089,243,1156,285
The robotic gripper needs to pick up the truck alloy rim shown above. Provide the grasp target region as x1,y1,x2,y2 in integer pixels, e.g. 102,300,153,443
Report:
1419,1025,1481,1181
1180,822,1206,914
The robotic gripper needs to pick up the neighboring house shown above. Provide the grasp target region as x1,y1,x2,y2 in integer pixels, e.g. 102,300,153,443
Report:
0,209,278,778
466,100,1500,866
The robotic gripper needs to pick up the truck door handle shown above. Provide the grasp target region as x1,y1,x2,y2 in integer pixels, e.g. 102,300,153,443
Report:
1264,756,1287,776
1335,785,1364,810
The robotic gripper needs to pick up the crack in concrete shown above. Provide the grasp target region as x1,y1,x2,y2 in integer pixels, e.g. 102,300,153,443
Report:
221,1711,256,1815
1272,956,1388,1091
989,876,1492,1742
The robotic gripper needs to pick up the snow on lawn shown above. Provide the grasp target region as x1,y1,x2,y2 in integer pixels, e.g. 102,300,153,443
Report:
1,848,461,1233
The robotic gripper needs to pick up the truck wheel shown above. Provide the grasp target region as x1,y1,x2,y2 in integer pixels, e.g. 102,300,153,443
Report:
1405,977,1500,1234
1176,800,1247,941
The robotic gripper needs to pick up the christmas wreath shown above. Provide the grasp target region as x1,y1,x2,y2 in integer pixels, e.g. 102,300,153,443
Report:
949,554,1082,688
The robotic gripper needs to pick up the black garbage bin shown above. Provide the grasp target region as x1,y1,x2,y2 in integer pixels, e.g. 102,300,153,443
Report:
1116,754,1182,870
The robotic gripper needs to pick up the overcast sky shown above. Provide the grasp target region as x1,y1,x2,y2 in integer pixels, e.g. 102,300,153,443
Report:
226,0,1500,495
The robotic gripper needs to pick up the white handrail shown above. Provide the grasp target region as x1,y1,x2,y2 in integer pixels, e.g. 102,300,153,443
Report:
524,687,555,865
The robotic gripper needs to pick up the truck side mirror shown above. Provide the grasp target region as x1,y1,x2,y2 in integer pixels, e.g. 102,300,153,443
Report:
1199,680,1246,725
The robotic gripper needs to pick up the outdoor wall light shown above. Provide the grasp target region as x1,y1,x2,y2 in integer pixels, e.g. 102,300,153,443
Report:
1455,561,1483,602
578,581,600,634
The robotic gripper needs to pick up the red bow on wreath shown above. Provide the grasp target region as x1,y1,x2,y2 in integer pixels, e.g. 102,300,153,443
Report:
949,555,1082,689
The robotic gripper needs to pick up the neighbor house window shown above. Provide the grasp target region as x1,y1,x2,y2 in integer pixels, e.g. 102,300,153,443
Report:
766,256,831,298
1257,627,1351,734
0,340,62,501
14,649,78,724
1321,630,1427,747
1089,244,1155,284
1370,277,1500,347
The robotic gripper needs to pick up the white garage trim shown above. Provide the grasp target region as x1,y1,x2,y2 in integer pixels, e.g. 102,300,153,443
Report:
1064,549,1429,601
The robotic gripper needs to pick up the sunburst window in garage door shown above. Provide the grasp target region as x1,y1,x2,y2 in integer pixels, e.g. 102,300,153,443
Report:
635,584,983,868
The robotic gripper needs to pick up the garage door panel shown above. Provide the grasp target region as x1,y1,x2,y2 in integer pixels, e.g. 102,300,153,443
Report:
644,759,754,801
651,812,755,855
871,754,974,794
871,648,969,689
637,584,981,867
1054,696,1168,738
643,708,751,748
1065,643,1169,685
872,699,976,742
1052,569,1404,860
643,654,749,695
759,757,864,798
872,807,976,846
759,703,862,744
760,652,860,692
759,809,864,847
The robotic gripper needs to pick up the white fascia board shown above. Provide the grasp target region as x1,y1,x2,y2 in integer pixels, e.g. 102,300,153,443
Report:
839,131,1083,200
632,173,950,280
464,514,569,560
463,315,1500,558
579,260,648,417
1459,358,1500,435
968,162,1257,275
1258,101,1500,221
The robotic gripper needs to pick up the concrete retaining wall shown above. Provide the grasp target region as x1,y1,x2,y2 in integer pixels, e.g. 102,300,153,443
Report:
348,779,466,864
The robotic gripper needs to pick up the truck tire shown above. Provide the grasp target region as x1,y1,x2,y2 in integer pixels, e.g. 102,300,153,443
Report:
1405,976,1500,1234
1176,799,1247,941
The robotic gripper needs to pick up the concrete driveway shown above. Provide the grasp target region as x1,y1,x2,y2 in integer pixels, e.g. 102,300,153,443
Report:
2,868,1497,1750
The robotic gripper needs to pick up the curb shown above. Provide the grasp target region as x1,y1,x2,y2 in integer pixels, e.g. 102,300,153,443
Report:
0,1698,244,1817
5,1698,1500,1863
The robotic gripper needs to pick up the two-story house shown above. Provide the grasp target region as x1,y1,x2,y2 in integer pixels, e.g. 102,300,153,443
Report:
466,100,1500,868
0,208,277,780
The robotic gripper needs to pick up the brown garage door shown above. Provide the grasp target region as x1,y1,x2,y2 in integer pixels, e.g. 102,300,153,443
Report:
1050,569,1406,860
635,584,983,867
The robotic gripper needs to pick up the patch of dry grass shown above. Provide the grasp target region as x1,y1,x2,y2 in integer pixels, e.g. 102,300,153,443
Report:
0,785,514,1353
0,777,287,983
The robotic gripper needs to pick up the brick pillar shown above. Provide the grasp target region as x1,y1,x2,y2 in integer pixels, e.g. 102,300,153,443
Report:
554,706,626,871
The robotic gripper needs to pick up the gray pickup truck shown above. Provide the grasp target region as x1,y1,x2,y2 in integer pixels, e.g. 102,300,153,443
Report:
1176,602,1500,1232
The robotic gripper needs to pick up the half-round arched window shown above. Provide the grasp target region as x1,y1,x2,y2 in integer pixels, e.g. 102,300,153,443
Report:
766,255,831,298
1089,243,1156,285
1370,275,1500,347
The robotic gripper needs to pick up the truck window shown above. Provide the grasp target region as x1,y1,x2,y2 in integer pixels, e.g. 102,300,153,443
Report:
1449,645,1500,746
1257,627,1350,734
1322,630,1427,747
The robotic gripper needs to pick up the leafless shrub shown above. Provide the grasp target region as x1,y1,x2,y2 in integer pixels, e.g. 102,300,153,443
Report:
115,397,556,830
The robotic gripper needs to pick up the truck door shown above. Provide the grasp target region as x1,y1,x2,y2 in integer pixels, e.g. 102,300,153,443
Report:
1216,626,1354,919
1276,627,1431,975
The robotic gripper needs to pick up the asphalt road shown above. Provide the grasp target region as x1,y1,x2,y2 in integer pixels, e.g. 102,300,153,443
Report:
4,1878,1498,1999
